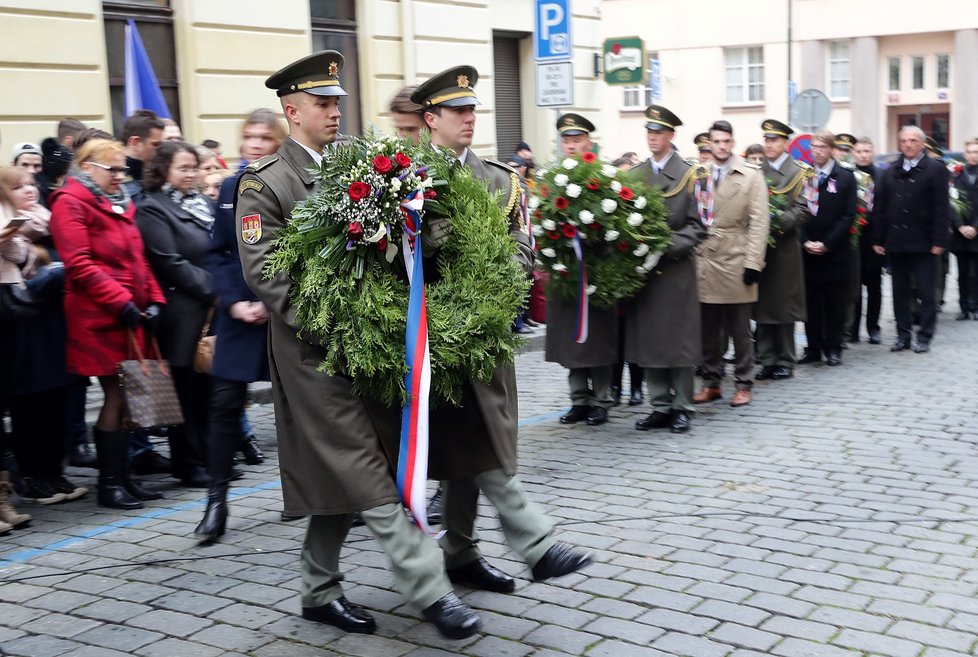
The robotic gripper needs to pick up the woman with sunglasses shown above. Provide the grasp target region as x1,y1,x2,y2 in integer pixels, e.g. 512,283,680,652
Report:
136,142,216,489
49,138,166,510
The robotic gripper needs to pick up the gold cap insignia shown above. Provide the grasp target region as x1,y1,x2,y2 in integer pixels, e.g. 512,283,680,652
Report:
649,109,661,119
457,74,469,88
566,117,576,126
328,61,339,76
763,121,773,130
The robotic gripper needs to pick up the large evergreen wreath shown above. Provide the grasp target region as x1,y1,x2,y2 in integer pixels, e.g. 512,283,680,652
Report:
264,133,527,407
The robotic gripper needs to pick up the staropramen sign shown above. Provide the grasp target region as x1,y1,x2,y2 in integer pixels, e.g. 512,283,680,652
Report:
603,37,645,85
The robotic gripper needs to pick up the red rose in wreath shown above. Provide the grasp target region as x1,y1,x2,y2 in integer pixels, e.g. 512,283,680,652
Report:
618,186,635,201
373,155,394,174
539,184,550,198
582,152,597,163
561,223,578,238
348,181,371,201
348,221,365,241
586,178,600,190
546,230,559,240
394,152,411,169
555,196,569,210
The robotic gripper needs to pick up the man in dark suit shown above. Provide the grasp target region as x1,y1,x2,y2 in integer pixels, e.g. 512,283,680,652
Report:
799,131,857,366
950,138,978,320
873,125,951,353
848,137,885,343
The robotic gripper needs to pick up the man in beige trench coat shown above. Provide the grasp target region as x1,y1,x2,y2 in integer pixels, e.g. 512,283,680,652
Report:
694,120,770,407
236,51,480,640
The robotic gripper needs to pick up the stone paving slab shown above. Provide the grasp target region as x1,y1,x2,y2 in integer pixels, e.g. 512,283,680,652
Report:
5,280,978,656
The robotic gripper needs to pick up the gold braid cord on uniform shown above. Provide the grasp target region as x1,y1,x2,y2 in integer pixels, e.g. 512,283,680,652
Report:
660,164,710,199
769,167,814,198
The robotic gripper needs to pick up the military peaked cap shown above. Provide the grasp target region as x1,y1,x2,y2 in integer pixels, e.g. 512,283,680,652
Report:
556,113,595,136
761,119,793,139
644,105,681,131
411,66,480,108
694,132,711,151
266,50,347,98
835,133,857,150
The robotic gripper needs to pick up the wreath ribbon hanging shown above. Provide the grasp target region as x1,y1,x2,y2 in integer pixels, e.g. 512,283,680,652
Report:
571,234,589,344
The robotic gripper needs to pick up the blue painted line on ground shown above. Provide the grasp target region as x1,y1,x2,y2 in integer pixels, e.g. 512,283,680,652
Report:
1,407,567,571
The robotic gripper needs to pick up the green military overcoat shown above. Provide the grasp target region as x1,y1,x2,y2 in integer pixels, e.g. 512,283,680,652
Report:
623,155,706,367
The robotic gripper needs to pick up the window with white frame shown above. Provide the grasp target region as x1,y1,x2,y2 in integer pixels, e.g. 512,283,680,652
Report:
888,57,900,91
622,53,660,109
937,54,950,88
912,55,925,89
725,46,764,103
828,40,850,99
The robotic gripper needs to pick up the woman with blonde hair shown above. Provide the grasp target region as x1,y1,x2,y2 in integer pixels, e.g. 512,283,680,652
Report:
49,139,166,509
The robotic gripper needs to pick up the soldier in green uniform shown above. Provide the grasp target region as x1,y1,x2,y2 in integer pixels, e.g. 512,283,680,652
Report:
235,51,480,640
403,66,593,594
545,113,620,427
754,119,811,380
694,132,713,164
627,105,707,434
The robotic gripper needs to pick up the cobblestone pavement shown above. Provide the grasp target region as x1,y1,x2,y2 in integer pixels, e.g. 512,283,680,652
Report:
4,291,978,657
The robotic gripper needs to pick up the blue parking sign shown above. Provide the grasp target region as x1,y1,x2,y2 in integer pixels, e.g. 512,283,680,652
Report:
535,0,572,62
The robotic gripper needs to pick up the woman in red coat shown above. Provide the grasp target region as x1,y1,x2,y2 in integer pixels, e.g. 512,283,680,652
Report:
49,139,166,510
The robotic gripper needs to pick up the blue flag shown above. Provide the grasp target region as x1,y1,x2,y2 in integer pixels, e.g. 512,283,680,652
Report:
124,19,172,119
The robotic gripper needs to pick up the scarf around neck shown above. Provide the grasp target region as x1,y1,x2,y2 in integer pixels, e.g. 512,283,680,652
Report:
161,183,215,233
76,172,132,211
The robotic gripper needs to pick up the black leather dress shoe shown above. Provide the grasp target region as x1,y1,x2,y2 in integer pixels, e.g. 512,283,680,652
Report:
635,411,671,431
628,389,643,406
422,592,481,640
559,405,590,424
280,511,304,522
754,366,776,381
131,450,172,475
868,331,881,344
447,557,515,593
240,434,265,465
890,339,911,352
825,352,842,366
531,543,594,581
302,597,376,634
670,411,691,434
609,385,621,406
797,351,821,364
771,366,793,379
913,342,930,353
585,407,608,426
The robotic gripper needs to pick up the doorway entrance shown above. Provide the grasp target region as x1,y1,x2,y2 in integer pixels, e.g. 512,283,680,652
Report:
897,110,950,149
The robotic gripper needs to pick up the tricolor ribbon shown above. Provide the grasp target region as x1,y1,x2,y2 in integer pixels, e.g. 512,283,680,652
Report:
804,176,820,216
572,235,589,344
865,178,875,212
695,174,715,226
396,189,441,537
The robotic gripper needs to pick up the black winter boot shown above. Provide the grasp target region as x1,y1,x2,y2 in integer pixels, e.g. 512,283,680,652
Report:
194,482,229,542
93,429,143,510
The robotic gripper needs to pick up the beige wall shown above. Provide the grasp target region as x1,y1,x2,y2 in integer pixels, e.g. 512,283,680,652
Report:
0,0,112,156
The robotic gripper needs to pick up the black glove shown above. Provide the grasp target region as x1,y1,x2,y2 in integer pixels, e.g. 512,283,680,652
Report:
142,303,163,335
742,268,760,285
120,302,142,330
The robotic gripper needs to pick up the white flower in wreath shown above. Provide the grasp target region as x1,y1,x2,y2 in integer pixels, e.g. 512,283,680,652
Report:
562,158,579,170
635,265,648,274
605,229,620,241
579,210,595,224
532,224,544,236
542,219,557,231
950,186,960,200
601,198,618,214
554,173,569,187
541,247,557,258
643,251,663,270
610,180,622,193
627,213,644,227
389,177,402,192
633,243,650,257
585,284,597,295
566,183,582,198
602,164,618,177
528,196,540,210
552,263,568,272
634,196,648,209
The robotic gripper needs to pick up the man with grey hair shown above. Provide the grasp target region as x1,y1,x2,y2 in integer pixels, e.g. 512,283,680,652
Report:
872,125,951,353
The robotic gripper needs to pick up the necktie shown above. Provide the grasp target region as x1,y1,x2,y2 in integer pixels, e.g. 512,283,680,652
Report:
818,171,827,186
714,168,723,186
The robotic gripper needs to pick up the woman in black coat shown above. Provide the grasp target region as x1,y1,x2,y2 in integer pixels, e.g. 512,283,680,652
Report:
136,142,216,487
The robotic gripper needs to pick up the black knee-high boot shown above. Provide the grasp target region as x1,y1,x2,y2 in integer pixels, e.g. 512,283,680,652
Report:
93,429,143,510
194,482,228,542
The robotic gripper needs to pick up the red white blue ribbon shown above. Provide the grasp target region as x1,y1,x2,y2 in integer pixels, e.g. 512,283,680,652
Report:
572,235,589,343
695,174,715,226
397,189,441,537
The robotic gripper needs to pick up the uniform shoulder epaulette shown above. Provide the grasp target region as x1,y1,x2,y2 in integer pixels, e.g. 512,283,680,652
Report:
838,160,855,170
793,159,813,171
484,158,520,176
247,154,279,172
484,159,524,218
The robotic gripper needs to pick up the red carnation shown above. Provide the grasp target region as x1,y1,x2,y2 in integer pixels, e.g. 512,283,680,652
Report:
377,236,388,251
586,178,600,190
533,210,542,219
539,184,550,198
849,226,858,234
373,155,394,174
582,152,597,163
555,196,569,210
857,206,867,215
546,230,559,240
424,190,438,199
858,217,868,226
395,152,411,168
618,186,635,201
617,241,630,252
348,181,371,201
348,221,365,241
561,223,578,238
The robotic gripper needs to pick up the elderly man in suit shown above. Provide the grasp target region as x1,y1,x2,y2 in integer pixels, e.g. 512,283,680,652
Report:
872,125,951,353
694,120,769,407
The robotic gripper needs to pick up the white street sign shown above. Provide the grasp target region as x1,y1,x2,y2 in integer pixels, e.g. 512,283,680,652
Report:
536,61,574,107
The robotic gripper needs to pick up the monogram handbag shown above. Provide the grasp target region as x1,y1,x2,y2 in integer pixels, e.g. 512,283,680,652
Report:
119,332,184,430
193,308,215,374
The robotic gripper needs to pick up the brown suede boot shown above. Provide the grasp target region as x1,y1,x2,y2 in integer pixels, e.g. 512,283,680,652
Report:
0,471,32,529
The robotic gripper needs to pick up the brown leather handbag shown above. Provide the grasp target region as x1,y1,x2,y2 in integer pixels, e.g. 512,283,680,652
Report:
193,308,215,374
119,333,184,430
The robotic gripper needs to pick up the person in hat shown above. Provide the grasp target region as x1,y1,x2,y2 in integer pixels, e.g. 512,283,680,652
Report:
12,143,42,176
544,112,622,425
235,51,480,640
754,119,810,378
694,132,713,164
833,133,856,165
404,65,592,597
694,120,769,407
626,105,706,434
